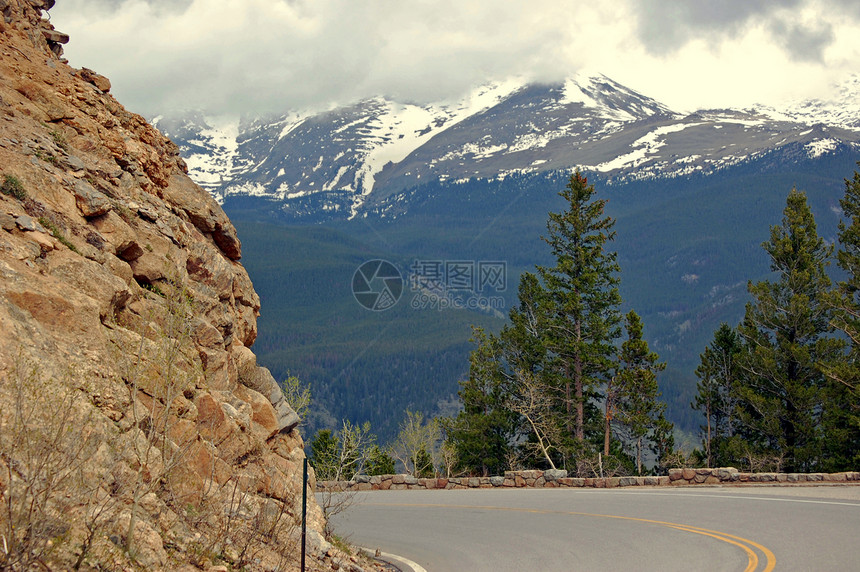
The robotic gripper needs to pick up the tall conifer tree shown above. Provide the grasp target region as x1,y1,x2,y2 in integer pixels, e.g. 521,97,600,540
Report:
445,327,516,476
614,311,668,475
537,171,622,456
692,323,743,467
821,167,860,470
737,189,841,472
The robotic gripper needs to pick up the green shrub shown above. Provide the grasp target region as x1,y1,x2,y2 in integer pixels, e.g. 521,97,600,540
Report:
365,445,395,475
49,129,68,152
1,174,27,200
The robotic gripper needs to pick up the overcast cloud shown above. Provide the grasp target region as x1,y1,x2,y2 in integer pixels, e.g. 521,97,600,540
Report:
49,0,859,117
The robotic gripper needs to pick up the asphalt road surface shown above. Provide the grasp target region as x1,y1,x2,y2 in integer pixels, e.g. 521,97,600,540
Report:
325,485,860,571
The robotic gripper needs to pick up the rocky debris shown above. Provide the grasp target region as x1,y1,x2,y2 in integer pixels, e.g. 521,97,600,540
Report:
14,213,46,232
0,2,338,570
318,469,860,491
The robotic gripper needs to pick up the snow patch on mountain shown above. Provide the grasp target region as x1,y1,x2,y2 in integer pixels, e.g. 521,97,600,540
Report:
183,116,240,186
347,80,526,215
806,138,839,158
595,122,703,172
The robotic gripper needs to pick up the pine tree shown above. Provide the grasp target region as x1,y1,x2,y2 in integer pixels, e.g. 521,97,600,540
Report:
820,166,860,470
445,327,517,476
736,189,842,472
537,171,622,458
692,323,744,467
614,311,668,475
365,445,396,476
414,448,436,478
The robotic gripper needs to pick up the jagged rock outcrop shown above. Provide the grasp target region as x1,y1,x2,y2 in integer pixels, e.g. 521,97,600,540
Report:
0,2,369,570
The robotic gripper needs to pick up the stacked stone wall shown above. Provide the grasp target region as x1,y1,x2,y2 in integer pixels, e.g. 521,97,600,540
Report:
317,468,860,492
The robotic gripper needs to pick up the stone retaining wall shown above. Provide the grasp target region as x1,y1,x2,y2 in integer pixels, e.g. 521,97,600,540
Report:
317,468,860,492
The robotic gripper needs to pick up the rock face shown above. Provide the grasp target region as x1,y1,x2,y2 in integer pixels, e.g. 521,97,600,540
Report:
0,2,352,571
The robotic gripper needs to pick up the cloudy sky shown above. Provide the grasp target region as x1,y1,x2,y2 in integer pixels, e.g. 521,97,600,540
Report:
50,0,860,118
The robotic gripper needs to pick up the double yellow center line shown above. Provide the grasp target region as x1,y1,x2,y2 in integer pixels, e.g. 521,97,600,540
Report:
366,502,777,571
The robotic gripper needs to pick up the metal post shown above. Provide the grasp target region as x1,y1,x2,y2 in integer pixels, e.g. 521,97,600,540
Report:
301,456,308,572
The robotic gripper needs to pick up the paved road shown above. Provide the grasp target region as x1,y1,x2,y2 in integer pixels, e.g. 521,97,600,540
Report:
325,485,860,571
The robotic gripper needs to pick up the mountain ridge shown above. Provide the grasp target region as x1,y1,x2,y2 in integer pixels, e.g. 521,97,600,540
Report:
154,73,860,220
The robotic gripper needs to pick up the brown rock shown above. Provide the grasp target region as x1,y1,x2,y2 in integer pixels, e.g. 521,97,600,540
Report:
234,345,299,433
79,67,111,92
90,210,138,257
233,383,279,439
0,213,15,231
115,513,168,569
73,179,112,217
198,347,232,390
192,317,224,348
195,392,228,440
41,28,69,44
47,251,131,321
0,6,322,569
162,172,241,260
129,252,167,283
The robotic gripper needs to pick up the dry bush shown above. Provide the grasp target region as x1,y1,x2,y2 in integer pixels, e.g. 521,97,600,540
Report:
178,472,301,570
744,450,784,473
659,449,694,470
115,279,302,568
0,278,305,569
575,453,630,479
317,487,358,541
111,277,204,561
0,357,107,570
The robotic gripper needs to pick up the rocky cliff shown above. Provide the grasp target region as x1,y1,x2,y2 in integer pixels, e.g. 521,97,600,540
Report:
0,2,365,570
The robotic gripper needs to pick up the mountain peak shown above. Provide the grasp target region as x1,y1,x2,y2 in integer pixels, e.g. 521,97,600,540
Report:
155,73,860,221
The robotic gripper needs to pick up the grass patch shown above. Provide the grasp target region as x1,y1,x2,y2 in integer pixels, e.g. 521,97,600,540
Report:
38,216,80,254
49,129,69,152
1,174,27,200
330,534,353,555
33,149,59,166
141,282,165,298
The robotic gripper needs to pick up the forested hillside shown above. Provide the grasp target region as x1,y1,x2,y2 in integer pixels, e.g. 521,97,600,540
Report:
225,147,859,443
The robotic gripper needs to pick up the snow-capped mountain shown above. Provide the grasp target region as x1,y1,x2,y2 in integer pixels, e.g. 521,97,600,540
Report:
154,73,860,220
150,73,860,442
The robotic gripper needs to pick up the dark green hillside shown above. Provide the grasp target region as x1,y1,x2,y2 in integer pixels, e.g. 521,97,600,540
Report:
229,217,502,441
226,147,859,442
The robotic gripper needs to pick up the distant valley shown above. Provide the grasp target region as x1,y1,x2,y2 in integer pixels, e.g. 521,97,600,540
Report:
153,73,860,441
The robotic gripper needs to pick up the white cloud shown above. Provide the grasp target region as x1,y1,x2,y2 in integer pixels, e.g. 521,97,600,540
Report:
49,0,860,116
